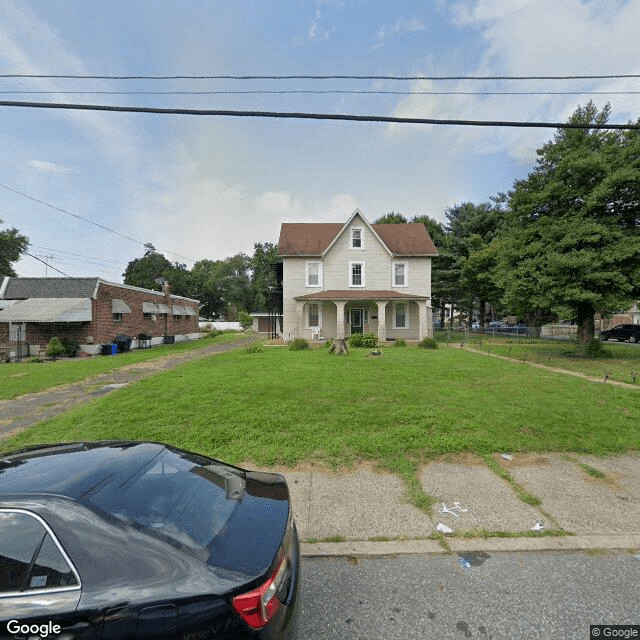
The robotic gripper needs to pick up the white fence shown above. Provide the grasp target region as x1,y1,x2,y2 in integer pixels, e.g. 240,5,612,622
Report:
198,321,241,331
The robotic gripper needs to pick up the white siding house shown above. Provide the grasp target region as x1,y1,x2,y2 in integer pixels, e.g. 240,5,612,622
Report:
278,210,438,342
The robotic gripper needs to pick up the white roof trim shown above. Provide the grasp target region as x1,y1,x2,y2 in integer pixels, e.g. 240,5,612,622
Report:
321,209,392,258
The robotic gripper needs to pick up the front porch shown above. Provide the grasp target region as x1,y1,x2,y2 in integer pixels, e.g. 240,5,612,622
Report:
291,291,433,342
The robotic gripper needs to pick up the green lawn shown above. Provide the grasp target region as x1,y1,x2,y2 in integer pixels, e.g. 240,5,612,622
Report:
3,345,638,467
456,336,640,385
0,332,244,400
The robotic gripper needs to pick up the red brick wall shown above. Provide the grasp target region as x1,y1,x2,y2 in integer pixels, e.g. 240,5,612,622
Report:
0,282,199,349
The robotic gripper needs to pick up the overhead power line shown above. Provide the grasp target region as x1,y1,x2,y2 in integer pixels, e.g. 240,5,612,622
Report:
0,182,196,264
1,73,640,81
2,89,640,96
24,251,71,277
0,100,638,129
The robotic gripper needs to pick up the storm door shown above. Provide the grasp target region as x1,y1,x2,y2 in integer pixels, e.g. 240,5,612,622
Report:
350,308,363,334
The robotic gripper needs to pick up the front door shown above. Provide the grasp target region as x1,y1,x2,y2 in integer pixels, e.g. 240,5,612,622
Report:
350,308,363,334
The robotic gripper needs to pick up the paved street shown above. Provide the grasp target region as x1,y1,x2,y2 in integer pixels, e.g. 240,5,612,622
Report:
298,552,640,640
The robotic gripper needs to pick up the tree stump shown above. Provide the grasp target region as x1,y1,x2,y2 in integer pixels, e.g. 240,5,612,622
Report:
329,338,348,355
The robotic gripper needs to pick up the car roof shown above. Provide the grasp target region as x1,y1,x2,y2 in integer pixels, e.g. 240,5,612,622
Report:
0,441,166,500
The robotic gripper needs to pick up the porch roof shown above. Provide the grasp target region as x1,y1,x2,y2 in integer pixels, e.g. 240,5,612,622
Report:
0,297,92,322
295,289,426,301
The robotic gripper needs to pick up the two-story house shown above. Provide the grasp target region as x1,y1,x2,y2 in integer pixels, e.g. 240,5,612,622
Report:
278,210,438,342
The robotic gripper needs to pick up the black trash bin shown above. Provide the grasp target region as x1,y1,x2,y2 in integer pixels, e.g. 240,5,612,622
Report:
113,334,132,353
137,333,152,349
163,335,175,344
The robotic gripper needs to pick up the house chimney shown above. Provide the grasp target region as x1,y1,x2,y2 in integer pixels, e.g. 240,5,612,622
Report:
163,281,171,299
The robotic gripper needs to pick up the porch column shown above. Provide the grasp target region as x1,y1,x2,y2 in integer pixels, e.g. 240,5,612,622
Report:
334,300,346,339
294,301,304,340
376,300,388,342
418,300,428,340
426,302,433,338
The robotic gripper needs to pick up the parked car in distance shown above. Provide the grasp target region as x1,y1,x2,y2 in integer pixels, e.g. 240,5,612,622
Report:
471,321,481,331
486,321,507,330
600,324,640,343
0,441,301,640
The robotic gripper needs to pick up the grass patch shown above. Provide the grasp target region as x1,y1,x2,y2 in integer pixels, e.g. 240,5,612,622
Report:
303,535,346,544
2,347,638,464
482,455,542,507
472,339,640,386
0,332,245,400
578,463,607,480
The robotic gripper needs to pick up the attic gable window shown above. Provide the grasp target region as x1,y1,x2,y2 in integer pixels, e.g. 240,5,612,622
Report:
351,227,364,250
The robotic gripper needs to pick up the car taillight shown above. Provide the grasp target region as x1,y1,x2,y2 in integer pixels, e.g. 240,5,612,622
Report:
232,555,289,629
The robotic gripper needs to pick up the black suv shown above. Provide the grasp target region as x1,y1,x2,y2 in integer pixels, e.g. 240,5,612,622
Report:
600,324,640,343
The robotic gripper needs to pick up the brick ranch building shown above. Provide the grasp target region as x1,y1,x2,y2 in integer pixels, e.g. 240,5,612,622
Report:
0,277,200,359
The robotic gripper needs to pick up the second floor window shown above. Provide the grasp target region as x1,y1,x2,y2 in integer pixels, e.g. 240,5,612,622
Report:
394,263,406,286
307,262,320,286
350,262,364,286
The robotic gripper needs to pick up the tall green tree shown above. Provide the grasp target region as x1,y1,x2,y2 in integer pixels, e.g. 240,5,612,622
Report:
122,244,173,290
251,242,280,311
495,102,640,346
0,219,29,276
445,201,504,327
189,253,253,319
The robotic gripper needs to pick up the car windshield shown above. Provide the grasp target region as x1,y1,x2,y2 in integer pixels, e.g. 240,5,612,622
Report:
82,450,238,558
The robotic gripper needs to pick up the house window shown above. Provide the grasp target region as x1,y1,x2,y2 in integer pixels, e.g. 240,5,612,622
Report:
113,313,122,322
349,261,364,287
143,312,152,319
395,303,407,329
394,263,408,287
306,261,321,287
351,227,364,249
308,303,319,327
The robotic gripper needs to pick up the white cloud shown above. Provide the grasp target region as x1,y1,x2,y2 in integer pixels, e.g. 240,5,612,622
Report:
27,160,77,175
256,190,303,216
388,0,640,164
376,15,426,42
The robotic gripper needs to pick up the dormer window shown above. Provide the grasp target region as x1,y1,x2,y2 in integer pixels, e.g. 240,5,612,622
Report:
351,227,364,249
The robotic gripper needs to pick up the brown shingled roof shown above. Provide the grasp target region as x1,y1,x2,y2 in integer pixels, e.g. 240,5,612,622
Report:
278,221,438,256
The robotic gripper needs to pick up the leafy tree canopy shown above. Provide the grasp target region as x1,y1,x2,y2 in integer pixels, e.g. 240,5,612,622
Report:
0,219,30,277
495,102,640,346
122,243,173,291
373,211,408,224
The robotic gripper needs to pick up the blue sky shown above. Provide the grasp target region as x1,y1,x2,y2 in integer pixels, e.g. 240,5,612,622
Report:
2,0,639,280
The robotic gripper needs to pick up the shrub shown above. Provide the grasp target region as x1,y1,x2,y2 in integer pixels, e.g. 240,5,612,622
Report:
418,337,438,350
586,339,613,359
348,332,378,348
289,338,309,351
27,357,44,363
45,337,66,361
61,337,79,358
237,310,254,331
393,339,407,347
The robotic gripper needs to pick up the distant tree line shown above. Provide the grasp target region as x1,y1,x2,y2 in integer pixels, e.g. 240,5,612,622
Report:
122,242,279,321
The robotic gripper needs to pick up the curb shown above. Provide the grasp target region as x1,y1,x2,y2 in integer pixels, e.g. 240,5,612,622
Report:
301,535,640,558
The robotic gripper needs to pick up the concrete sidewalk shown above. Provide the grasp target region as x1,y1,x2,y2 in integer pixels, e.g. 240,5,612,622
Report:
247,453,640,557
